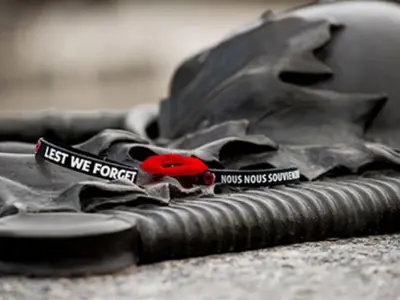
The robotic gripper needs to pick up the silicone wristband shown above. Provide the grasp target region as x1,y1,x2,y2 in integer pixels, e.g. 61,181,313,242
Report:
35,138,138,183
140,154,300,187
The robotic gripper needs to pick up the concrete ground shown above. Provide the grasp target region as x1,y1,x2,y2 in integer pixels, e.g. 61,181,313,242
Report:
1,234,399,300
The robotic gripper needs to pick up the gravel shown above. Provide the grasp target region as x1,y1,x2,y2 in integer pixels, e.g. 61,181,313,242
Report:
1,234,400,300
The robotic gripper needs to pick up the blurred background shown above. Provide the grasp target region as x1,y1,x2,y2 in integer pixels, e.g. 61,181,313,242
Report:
0,0,312,111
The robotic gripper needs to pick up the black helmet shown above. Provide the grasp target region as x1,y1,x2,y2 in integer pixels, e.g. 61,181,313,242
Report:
159,1,400,148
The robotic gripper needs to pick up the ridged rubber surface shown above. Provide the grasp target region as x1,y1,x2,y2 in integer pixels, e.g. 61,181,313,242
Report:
118,173,400,263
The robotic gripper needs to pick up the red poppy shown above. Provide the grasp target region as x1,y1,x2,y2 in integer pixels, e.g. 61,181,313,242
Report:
140,154,209,177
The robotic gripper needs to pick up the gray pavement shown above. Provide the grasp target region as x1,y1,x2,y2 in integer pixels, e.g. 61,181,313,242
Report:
1,234,400,300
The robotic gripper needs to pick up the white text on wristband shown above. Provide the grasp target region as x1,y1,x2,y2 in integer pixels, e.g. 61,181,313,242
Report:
35,138,138,183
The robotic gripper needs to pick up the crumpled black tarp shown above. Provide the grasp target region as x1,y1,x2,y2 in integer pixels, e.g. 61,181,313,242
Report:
1,0,400,277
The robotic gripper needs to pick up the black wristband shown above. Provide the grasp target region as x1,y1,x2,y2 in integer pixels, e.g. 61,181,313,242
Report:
207,168,300,187
35,138,138,184
34,138,300,187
